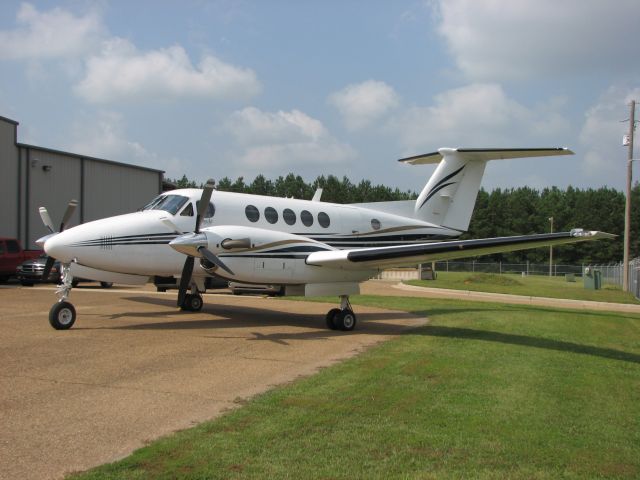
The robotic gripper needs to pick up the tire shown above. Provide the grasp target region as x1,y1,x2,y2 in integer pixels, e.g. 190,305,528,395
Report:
20,280,34,287
335,309,357,331
325,308,341,330
157,287,167,292
49,301,76,330
100,282,113,288
188,294,203,312
181,294,203,312
71,280,79,288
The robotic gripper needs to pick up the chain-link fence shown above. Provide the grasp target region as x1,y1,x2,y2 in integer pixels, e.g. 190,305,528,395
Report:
377,258,640,301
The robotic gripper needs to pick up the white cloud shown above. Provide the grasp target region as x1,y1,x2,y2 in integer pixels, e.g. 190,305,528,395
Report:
0,3,103,60
329,80,399,130
433,0,640,81
226,107,356,169
387,83,570,153
579,85,640,183
68,111,186,179
75,38,261,103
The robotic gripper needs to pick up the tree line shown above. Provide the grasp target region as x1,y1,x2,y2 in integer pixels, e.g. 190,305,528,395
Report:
167,174,639,264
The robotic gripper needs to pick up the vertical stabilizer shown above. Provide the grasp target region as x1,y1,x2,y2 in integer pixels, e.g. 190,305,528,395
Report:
399,148,573,232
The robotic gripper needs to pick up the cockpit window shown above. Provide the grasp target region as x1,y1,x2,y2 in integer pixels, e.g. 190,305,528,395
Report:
180,203,194,216
142,195,189,215
196,201,215,218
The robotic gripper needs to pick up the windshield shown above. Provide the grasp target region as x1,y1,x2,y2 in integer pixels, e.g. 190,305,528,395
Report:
141,195,189,215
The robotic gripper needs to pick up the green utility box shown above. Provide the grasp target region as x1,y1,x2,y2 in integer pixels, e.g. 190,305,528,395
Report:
583,268,602,290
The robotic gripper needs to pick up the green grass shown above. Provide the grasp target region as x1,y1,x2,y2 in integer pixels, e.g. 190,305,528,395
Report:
69,296,640,479
406,272,640,304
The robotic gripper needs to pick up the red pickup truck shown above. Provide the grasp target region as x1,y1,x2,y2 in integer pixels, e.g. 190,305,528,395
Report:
0,237,42,282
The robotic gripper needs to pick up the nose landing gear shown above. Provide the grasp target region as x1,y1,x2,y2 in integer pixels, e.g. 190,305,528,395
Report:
48,263,77,330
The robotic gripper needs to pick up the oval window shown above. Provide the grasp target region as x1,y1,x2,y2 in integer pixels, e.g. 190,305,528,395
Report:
265,207,278,224
283,208,296,225
318,212,330,228
245,205,259,222
301,210,313,227
371,218,381,230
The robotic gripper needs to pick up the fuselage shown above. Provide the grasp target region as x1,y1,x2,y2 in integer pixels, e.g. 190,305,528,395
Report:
43,189,460,283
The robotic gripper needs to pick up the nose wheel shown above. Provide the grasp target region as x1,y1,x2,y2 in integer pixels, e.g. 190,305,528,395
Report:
49,301,77,330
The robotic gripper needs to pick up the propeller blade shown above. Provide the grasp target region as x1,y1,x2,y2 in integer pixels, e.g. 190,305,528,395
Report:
60,199,79,232
195,179,215,234
199,247,234,275
42,256,56,282
39,207,55,233
160,216,183,234
177,256,195,307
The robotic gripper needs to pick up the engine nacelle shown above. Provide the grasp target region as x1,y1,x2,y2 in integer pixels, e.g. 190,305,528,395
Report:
201,225,327,254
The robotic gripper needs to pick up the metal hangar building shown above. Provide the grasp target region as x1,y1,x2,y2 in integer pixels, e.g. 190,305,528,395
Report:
0,115,164,249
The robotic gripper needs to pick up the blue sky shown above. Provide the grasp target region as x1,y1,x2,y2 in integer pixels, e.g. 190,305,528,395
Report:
1,0,639,194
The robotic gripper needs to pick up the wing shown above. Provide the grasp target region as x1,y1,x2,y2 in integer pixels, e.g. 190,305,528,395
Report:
306,230,615,270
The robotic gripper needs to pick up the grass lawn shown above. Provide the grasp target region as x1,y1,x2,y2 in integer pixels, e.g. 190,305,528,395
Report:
70,296,640,479
406,271,640,304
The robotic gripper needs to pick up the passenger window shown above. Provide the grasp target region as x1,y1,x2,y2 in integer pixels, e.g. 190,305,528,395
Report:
245,205,259,222
318,212,330,228
265,207,278,224
301,210,313,227
371,219,381,230
283,208,296,225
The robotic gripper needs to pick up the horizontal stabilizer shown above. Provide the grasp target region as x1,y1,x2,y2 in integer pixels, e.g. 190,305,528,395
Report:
306,230,615,270
399,147,573,165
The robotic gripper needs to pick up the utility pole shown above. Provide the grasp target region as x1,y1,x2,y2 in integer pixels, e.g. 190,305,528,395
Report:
549,216,554,277
623,100,635,292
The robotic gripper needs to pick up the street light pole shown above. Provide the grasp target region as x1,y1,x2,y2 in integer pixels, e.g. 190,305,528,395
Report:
549,216,553,277
623,100,635,292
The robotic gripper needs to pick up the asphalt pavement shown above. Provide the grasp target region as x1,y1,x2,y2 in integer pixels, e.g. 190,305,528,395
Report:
0,283,425,480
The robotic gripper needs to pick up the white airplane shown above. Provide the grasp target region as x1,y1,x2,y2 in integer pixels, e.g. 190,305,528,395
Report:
37,147,613,331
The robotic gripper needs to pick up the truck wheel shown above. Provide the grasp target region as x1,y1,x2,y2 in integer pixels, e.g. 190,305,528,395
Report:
49,302,76,330
20,280,34,287
100,282,113,288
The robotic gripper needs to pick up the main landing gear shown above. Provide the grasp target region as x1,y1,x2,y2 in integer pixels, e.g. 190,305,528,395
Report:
325,295,357,331
180,292,204,312
48,263,77,330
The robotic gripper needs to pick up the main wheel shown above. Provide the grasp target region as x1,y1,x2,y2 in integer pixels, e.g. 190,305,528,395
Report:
188,294,203,312
49,301,76,330
100,282,113,288
325,308,341,330
181,294,203,312
335,309,357,331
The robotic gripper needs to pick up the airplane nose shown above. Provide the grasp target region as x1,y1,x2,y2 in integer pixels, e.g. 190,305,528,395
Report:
44,232,74,262
35,233,56,248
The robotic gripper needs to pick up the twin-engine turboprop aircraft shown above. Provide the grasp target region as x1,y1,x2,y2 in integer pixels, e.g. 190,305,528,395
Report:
37,148,614,331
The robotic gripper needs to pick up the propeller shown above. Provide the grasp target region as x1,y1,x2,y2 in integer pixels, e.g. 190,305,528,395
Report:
175,180,234,307
38,200,78,281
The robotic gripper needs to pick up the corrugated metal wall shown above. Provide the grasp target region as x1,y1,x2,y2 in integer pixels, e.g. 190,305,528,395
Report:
0,116,164,249
83,160,160,221
0,118,18,239
27,148,82,247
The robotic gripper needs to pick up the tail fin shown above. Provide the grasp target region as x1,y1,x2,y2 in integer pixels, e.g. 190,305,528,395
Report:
399,148,573,232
